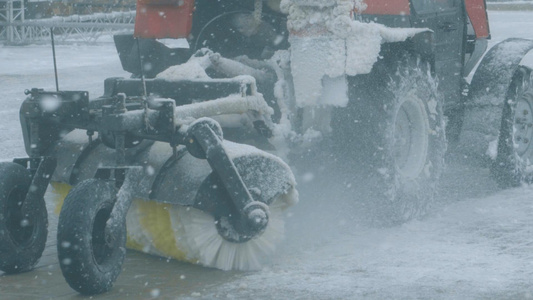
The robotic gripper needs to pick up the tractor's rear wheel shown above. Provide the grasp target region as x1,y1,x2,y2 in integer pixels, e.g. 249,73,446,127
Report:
336,55,446,225
0,162,48,274
492,66,533,187
57,179,126,295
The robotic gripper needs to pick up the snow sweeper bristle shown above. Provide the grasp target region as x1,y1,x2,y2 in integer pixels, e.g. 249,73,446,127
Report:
172,198,287,271
51,182,297,271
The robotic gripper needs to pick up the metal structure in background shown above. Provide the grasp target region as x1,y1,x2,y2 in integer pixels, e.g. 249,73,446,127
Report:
0,0,529,44
0,1,134,44
0,0,24,42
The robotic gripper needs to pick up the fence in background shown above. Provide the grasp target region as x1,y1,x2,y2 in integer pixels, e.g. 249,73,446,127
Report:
0,0,24,42
0,0,134,44
2,0,532,44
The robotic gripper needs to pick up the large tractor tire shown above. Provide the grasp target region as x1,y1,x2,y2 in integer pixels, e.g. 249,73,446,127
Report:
57,179,126,295
458,39,533,166
491,66,533,187
335,55,446,225
0,162,48,274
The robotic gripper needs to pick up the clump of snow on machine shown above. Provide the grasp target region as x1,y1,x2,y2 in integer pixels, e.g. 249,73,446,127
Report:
280,0,429,109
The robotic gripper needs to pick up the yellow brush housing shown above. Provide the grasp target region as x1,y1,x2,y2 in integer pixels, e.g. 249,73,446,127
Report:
50,181,297,271
51,182,193,263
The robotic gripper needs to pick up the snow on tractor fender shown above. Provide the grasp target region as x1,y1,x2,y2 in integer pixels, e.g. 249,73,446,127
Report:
458,38,533,186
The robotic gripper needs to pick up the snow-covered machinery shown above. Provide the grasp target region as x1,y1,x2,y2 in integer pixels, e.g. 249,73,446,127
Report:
1,0,533,295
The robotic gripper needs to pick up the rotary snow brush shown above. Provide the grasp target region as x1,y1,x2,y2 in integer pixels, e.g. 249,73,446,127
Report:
50,137,297,271
11,75,297,295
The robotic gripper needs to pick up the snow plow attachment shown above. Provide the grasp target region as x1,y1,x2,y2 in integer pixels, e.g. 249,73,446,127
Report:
13,76,297,295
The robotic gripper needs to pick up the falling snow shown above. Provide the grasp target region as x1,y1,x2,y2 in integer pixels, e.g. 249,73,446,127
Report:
0,7,533,300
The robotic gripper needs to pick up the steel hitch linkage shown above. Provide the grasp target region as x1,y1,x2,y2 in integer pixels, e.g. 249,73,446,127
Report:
92,92,269,244
19,77,274,244
186,118,270,241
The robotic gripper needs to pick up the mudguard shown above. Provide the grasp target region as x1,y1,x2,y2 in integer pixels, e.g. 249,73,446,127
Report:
458,38,533,159
470,38,533,105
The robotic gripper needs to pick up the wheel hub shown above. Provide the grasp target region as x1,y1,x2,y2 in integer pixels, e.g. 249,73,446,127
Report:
92,206,114,265
215,206,269,244
394,96,429,179
513,90,533,157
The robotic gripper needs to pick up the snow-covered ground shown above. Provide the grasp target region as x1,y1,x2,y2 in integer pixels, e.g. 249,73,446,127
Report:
0,43,130,159
1,9,533,300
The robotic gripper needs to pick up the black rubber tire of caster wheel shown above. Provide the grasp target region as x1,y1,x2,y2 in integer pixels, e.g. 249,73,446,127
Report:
0,162,48,274
57,179,126,295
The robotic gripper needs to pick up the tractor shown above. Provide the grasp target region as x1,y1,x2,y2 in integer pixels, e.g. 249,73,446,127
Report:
1,0,532,295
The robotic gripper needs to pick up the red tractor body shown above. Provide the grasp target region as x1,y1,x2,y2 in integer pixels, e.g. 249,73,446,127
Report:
362,0,411,15
133,0,490,40
134,0,195,39
465,0,490,38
